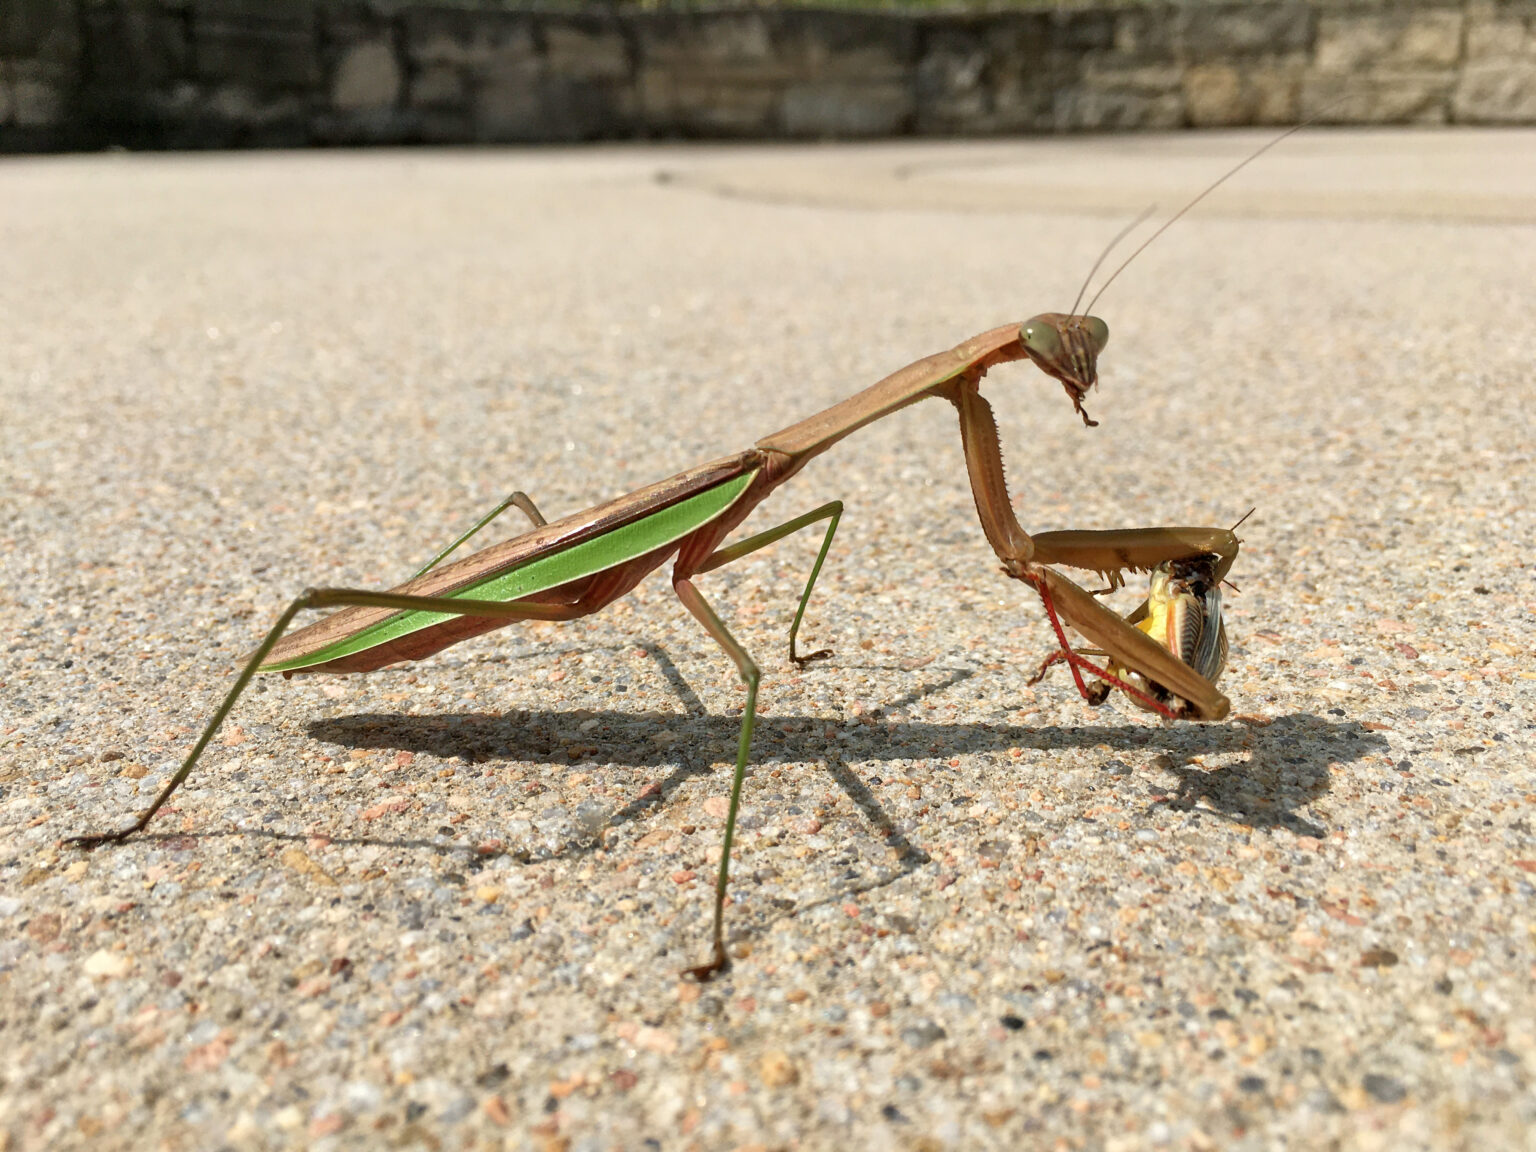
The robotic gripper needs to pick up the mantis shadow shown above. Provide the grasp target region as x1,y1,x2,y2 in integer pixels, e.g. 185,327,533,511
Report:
121,691,1383,953
290,640,1382,916
308,705,1384,853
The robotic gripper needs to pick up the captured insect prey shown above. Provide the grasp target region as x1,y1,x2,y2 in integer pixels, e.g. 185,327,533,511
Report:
1085,553,1231,719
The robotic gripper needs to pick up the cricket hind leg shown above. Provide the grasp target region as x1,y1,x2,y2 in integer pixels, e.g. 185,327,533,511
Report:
64,587,581,850
1024,571,1179,719
1026,649,1111,706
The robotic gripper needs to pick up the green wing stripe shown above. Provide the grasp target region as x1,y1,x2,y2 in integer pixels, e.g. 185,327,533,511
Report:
263,470,757,673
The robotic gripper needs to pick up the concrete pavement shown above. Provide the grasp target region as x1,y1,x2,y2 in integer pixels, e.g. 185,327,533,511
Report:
3,130,1534,1150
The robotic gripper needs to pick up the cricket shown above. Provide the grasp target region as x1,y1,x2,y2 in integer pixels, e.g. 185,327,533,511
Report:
63,129,1305,981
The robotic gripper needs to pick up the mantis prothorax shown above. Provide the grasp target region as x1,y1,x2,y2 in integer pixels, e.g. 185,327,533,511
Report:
66,123,1321,979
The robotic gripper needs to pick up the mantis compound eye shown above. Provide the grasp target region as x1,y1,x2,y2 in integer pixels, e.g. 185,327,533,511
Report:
1080,315,1109,353
1020,321,1063,361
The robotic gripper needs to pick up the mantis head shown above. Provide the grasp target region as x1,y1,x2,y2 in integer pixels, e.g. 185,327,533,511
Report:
1020,312,1109,428
1020,117,1323,434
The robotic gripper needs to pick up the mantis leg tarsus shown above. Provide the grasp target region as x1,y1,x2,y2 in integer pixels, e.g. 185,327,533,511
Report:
671,573,763,983
411,490,548,579
64,827,137,850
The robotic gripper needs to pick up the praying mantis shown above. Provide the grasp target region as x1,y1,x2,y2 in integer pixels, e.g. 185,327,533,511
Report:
64,127,1308,981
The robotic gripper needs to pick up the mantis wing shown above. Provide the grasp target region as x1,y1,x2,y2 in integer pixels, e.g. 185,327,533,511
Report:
262,453,760,674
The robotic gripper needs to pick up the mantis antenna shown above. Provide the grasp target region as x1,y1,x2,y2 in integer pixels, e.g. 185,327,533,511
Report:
1081,115,1324,316
1068,204,1158,319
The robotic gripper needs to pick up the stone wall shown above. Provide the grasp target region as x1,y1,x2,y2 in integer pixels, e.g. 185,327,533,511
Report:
2,1,1533,150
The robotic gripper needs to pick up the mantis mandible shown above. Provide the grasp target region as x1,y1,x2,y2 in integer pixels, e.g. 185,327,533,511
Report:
64,126,1309,980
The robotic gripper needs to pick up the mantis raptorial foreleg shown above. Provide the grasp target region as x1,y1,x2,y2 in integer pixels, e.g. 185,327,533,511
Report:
1028,530,1238,719
944,379,1235,721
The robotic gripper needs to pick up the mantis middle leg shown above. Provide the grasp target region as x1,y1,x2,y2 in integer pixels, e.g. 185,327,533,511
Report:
697,501,842,665
668,502,843,979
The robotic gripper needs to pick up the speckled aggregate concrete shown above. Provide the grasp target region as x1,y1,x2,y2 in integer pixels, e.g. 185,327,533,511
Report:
2,130,1534,1151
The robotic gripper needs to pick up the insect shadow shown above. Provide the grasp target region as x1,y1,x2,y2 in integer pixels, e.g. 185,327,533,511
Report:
309,698,1383,853
286,642,1383,890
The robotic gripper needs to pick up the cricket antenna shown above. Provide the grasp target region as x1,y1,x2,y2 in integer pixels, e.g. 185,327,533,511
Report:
1069,204,1157,318
1223,507,1257,592
1082,116,1323,317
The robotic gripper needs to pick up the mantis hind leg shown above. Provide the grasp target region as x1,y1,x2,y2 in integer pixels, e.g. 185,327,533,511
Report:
1025,583,1158,714
412,490,548,578
670,574,762,982
65,587,578,850
697,501,842,666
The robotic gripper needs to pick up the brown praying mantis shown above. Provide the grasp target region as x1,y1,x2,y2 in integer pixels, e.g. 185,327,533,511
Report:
64,127,1306,981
